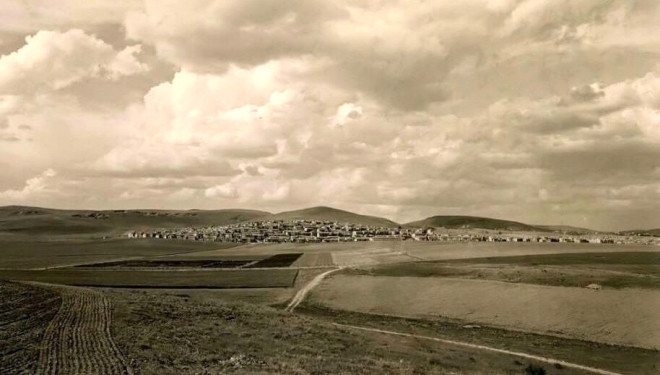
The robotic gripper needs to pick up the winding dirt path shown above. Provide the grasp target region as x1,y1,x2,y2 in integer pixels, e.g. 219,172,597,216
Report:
285,267,343,312
30,283,134,375
333,323,624,375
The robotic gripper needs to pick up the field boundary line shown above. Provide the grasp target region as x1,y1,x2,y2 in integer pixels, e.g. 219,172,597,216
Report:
332,323,623,375
286,267,344,312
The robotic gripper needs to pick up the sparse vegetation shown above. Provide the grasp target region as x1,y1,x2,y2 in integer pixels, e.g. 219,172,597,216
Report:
108,289,582,375
525,363,546,375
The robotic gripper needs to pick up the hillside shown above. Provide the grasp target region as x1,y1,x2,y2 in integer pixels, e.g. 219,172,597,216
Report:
404,215,544,232
263,206,399,227
619,228,660,236
0,206,269,238
534,225,601,234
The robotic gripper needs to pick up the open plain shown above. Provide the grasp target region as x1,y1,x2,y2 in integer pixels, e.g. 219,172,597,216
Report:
1,228,659,374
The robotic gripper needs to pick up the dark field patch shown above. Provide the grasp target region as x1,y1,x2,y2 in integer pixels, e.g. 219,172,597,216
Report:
246,253,303,268
75,259,255,269
0,269,299,289
0,239,236,269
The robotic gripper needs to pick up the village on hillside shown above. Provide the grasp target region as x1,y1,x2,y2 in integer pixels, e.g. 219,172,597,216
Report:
125,219,659,245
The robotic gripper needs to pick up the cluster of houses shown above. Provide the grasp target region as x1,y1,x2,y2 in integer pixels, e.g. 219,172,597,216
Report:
127,220,409,243
124,219,655,245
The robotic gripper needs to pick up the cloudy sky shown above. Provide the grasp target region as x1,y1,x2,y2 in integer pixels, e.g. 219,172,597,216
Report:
1,1,659,230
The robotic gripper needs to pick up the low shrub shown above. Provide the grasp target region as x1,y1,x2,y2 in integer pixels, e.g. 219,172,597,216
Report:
524,364,546,375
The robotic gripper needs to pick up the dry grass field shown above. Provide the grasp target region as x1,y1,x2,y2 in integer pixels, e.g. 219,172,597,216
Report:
298,305,660,375
107,288,594,375
180,241,660,268
308,274,660,349
364,251,660,289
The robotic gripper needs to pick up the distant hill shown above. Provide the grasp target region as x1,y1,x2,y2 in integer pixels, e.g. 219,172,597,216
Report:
263,206,399,227
0,206,269,238
2,205,618,238
619,228,660,236
533,225,601,234
404,215,544,232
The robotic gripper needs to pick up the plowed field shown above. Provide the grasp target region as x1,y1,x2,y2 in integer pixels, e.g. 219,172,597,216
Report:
0,281,60,374
35,284,134,375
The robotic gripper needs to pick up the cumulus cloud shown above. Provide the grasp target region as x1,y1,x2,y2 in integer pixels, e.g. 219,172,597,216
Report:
2,2,660,230
332,103,363,127
204,183,238,199
0,0,142,33
0,168,57,201
0,29,148,94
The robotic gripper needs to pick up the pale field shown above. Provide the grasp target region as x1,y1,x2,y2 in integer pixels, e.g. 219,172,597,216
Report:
180,241,660,267
168,242,660,277
403,242,660,262
309,274,660,350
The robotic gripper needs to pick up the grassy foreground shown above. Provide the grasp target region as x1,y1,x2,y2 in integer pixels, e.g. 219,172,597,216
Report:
107,289,592,375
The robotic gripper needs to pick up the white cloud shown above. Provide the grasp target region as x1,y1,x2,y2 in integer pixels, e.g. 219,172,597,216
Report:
0,29,148,94
0,168,57,201
0,0,142,33
332,103,363,127
105,45,150,80
204,183,238,199
2,2,660,230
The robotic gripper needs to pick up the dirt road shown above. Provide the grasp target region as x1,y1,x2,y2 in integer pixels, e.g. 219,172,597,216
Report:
31,283,134,375
285,267,343,312
333,323,624,375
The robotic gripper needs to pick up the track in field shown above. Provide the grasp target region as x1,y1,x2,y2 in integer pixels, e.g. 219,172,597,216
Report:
34,284,133,375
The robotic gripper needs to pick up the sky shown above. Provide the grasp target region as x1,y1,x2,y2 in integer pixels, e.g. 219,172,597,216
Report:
1,0,659,231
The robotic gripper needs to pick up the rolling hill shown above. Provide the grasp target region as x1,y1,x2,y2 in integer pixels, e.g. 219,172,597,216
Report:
404,215,545,232
0,206,269,238
533,225,602,234
262,206,400,227
2,205,609,237
619,228,660,236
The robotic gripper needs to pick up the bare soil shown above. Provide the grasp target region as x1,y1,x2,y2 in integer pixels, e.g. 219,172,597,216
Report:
0,281,60,375
34,284,133,375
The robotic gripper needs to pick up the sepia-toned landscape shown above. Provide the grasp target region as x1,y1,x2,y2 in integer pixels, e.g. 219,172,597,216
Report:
2,1,660,374
1,205,659,374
